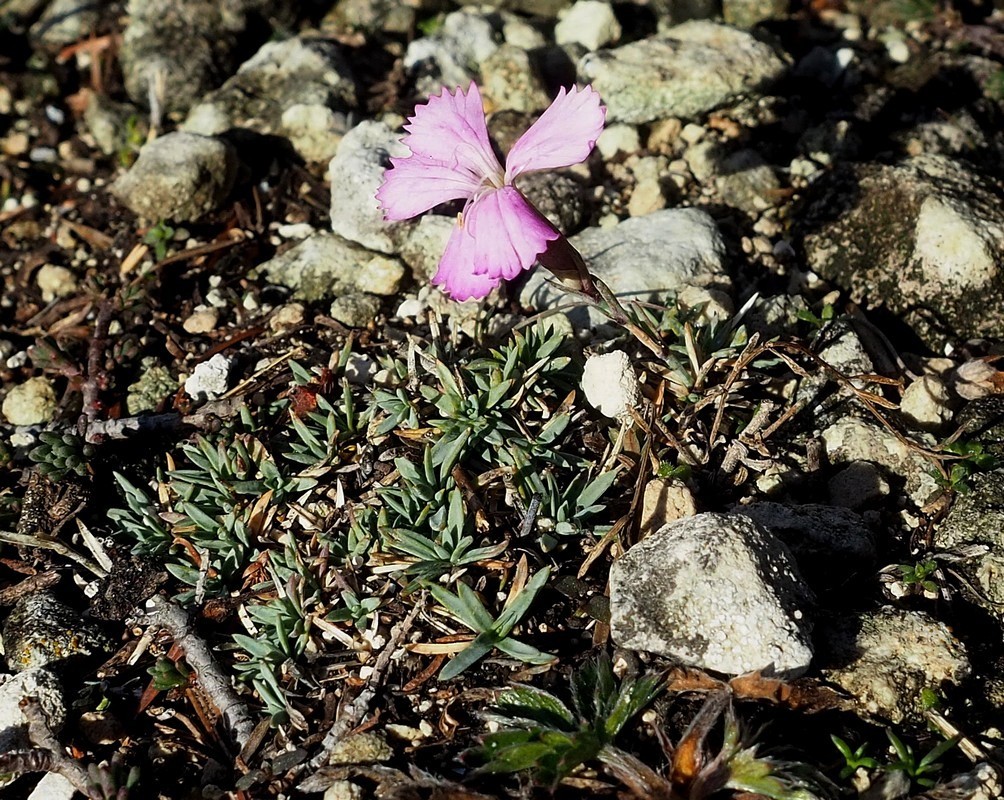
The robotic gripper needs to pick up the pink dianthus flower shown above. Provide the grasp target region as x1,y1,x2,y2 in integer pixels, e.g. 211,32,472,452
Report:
376,83,605,301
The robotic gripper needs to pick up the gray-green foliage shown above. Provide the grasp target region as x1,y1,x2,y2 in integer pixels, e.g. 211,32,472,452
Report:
476,654,663,785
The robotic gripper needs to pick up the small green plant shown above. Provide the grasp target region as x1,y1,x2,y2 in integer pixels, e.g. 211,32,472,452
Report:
430,568,553,680
987,69,1004,102
86,752,141,800
895,559,940,595
143,220,175,261
147,656,191,691
934,440,998,494
832,729,959,790
796,303,836,330
28,430,95,479
476,654,663,786
831,735,879,780
326,589,383,631
117,113,146,168
882,730,959,789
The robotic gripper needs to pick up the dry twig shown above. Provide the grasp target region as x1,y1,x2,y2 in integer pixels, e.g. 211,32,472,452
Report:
139,595,255,750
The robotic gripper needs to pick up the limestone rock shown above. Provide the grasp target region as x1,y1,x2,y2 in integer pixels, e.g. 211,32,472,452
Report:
579,21,788,123
111,132,237,222
610,513,815,677
520,208,730,328
257,233,405,302
328,120,409,254
2,377,58,426
2,592,111,672
818,607,969,722
800,155,1004,342
555,1,621,52
183,37,357,162
581,351,638,421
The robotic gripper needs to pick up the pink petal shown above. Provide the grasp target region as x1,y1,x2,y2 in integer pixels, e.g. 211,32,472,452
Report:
376,155,482,221
432,221,501,301
401,84,504,188
465,186,560,281
504,85,606,183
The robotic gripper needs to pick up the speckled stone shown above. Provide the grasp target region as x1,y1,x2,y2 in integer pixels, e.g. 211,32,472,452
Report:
818,607,969,722
609,512,815,677
2,592,111,672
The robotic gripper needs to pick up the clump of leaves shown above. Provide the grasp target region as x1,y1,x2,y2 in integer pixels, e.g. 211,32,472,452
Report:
476,654,663,786
86,752,141,800
934,440,998,494
29,429,94,478
143,220,175,261
832,730,959,790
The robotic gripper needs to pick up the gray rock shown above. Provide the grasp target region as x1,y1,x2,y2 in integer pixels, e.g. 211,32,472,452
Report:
714,149,780,214
0,668,65,757
932,469,1004,619
519,208,730,328
953,396,1004,459
818,607,969,722
828,462,890,509
800,155,1004,342
578,21,788,124
821,416,940,508
323,0,415,35
518,171,588,233
183,37,357,162
732,503,876,587
454,0,570,16
330,293,382,327
2,592,111,672
722,0,789,28
403,9,506,98
399,215,455,282
2,377,58,426
479,44,550,114
119,0,278,114
111,132,237,222
30,0,105,47
555,1,621,51
257,233,405,302
328,121,409,254
609,513,815,678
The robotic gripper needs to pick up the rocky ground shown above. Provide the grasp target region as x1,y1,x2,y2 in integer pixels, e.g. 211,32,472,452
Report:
2,0,1004,798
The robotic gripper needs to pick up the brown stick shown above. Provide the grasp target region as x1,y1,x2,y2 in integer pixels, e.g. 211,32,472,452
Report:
21,696,93,797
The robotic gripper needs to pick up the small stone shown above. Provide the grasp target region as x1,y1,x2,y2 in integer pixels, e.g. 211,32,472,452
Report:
640,478,696,532
184,354,233,401
610,513,814,677
328,732,393,765
2,377,58,426
269,303,306,332
900,374,954,431
281,104,344,163
344,354,377,385
479,44,550,113
111,132,237,223
35,264,77,302
828,462,890,509
355,256,407,296
819,607,969,723
597,124,640,158
3,593,111,672
581,351,639,421
555,1,621,51
323,782,364,800
329,293,381,327
182,307,219,334
27,772,77,800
